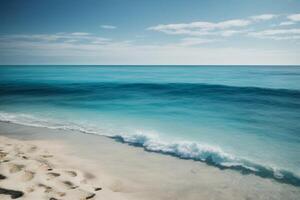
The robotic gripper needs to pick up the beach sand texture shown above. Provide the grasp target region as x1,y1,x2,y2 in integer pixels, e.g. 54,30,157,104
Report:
0,136,128,200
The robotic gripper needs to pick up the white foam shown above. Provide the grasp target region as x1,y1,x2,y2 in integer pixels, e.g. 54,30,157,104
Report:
118,132,237,164
0,111,278,174
0,111,97,134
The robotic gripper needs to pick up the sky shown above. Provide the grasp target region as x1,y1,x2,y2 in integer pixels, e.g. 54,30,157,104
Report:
0,0,300,65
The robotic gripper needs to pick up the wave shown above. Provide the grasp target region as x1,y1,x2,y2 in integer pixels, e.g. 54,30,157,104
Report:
0,111,300,186
1,82,300,113
1,81,300,97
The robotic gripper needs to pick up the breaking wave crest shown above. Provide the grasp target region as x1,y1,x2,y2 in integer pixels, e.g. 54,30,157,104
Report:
0,111,300,186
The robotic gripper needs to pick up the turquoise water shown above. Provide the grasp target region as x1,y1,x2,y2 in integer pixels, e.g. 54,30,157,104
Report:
0,65,300,185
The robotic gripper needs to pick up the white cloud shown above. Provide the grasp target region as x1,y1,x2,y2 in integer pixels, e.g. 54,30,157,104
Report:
220,29,249,37
0,33,111,44
149,19,251,31
248,28,300,40
148,19,251,37
1,12,300,65
1,32,299,65
287,14,300,22
250,14,277,21
263,35,300,40
149,14,300,42
0,33,126,56
249,29,300,36
1,42,298,65
278,21,295,26
148,14,279,38
71,32,90,36
101,25,117,29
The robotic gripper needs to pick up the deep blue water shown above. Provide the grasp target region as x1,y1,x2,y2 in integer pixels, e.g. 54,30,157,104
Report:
0,65,300,185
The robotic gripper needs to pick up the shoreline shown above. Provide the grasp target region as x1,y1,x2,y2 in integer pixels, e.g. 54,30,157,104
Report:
1,112,299,187
1,122,300,199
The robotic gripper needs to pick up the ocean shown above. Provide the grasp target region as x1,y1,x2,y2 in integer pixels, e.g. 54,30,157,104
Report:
0,65,299,186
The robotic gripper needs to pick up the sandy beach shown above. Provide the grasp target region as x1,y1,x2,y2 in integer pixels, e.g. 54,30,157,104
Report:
0,122,299,200
0,134,128,200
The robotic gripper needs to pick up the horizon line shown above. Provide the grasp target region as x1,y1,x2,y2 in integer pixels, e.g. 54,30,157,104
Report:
1,64,300,66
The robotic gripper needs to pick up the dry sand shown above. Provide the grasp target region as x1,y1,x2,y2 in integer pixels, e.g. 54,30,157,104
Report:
0,135,129,200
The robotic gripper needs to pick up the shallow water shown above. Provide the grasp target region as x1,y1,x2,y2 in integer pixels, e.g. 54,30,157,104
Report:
0,65,300,185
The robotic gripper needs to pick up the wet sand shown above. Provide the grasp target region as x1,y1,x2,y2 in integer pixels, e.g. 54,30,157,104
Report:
0,122,299,200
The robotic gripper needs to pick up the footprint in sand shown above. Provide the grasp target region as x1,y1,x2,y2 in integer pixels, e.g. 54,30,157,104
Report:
25,186,35,193
21,155,29,159
84,172,95,180
56,191,66,197
20,170,35,181
94,187,102,191
63,170,92,185
47,172,61,179
44,180,97,199
41,154,53,158
64,170,77,177
62,180,78,189
9,163,25,173
37,183,66,199
48,189,94,200
37,183,53,193
37,158,54,171
47,190,66,199
86,193,96,199
66,188,96,200
0,151,8,159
